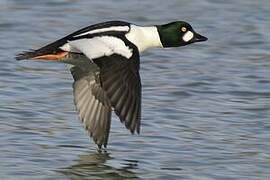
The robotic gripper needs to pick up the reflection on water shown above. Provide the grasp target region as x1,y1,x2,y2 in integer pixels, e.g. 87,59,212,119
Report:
58,152,138,179
1,0,270,179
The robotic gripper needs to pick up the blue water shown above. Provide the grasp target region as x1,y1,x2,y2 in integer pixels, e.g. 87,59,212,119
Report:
1,0,270,179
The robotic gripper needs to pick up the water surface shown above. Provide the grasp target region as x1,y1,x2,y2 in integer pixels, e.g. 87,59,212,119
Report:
0,0,270,179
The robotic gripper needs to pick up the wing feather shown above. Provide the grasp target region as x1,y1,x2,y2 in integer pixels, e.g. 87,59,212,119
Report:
94,54,141,134
69,34,141,146
71,66,112,147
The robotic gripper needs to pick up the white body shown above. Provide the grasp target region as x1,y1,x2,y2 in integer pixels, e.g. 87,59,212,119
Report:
60,24,163,60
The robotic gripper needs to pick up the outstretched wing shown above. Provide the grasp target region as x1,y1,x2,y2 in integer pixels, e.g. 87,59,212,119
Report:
69,36,142,135
96,54,141,134
71,65,112,148
68,36,141,148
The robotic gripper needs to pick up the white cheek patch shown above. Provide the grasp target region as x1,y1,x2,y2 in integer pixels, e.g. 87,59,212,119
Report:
182,31,194,42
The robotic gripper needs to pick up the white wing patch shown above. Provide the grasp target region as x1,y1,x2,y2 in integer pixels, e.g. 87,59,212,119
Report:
60,36,133,60
183,31,194,42
73,26,130,37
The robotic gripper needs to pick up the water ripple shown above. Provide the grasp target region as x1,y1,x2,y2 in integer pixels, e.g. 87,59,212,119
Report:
0,0,270,179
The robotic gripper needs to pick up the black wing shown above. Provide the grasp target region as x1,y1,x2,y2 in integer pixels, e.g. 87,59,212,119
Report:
94,53,141,134
71,50,141,148
67,34,142,137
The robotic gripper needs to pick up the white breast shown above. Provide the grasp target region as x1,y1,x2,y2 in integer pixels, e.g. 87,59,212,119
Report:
125,25,163,53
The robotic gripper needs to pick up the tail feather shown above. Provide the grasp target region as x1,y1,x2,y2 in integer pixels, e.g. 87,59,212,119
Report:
16,49,68,61
15,37,68,60
15,49,40,60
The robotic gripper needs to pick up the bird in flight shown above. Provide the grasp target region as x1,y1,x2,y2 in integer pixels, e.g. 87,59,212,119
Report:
16,20,207,149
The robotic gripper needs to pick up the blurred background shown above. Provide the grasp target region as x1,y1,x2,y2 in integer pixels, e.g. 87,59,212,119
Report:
0,0,270,179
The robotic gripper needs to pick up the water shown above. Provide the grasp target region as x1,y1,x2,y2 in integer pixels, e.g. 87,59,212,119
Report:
1,0,270,179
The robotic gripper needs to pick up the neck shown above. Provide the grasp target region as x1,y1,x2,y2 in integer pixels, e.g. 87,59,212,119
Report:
126,25,163,53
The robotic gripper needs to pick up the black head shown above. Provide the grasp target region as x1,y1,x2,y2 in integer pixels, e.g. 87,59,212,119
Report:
157,21,207,47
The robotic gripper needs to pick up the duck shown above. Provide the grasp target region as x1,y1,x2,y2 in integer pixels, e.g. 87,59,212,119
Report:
16,20,207,149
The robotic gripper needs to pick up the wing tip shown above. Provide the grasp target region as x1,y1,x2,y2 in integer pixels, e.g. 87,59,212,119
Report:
129,124,140,135
136,125,140,134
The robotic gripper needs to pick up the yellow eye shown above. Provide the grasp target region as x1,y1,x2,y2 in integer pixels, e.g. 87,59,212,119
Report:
181,27,187,32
